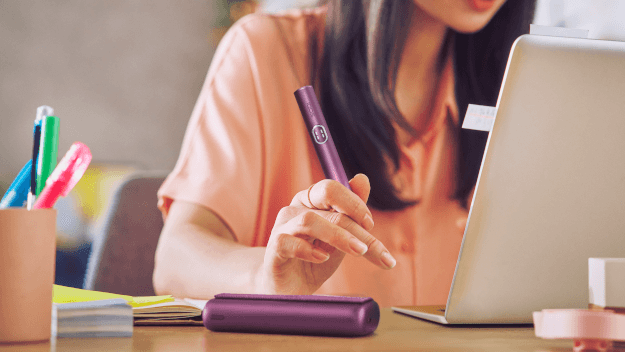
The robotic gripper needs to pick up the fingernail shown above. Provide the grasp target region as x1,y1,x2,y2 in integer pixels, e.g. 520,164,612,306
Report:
363,214,374,231
381,251,396,268
312,248,330,261
349,238,368,255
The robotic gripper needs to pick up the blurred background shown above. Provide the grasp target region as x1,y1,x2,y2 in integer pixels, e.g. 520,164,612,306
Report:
0,0,623,288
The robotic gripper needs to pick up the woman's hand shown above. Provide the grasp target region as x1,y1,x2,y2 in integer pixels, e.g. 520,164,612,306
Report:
260,174,396,295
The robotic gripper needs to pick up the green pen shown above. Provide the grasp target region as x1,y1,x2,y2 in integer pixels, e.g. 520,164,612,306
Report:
36,116,60,196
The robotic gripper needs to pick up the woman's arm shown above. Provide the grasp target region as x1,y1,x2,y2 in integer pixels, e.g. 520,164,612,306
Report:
153,200,266,298
153,175,395,298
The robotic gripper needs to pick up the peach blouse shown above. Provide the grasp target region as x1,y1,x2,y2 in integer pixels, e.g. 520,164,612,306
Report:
158,8,469,307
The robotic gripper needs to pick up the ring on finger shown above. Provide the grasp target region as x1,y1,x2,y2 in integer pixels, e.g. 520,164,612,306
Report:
307,184,319,209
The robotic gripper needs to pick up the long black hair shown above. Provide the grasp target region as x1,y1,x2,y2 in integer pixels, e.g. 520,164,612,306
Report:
316,0,536,210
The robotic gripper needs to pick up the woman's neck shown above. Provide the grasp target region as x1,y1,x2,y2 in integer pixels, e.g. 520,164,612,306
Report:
394,5,449,140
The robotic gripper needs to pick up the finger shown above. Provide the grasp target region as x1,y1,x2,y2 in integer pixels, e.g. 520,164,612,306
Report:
270,230,331,265
274,206,301,227
360,234,396,269
319,210,395,269
349,174,371,204
291,179,374,231
348,174,373,229
286,211,369,257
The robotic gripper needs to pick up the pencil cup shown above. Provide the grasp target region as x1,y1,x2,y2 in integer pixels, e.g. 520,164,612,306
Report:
0,208,56,343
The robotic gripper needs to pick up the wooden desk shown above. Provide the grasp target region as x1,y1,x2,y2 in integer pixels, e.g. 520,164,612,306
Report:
2,309,571,351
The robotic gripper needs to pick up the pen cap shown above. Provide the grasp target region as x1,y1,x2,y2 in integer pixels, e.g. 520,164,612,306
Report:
36,115,60,195
36,106,54,123
0,160,32,208
46,142,92,197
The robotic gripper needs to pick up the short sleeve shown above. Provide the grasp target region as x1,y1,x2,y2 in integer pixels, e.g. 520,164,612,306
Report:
157,20,263,245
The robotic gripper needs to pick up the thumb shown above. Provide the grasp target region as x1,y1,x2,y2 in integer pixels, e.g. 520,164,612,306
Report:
348,173,371,204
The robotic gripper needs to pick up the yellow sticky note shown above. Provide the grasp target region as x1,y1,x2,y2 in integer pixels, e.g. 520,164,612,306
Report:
53,285,174,308
53,285,132,304
131,296,175,307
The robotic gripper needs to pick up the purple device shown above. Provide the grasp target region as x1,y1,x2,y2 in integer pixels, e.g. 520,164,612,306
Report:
202,293,380,336
294,85,351,190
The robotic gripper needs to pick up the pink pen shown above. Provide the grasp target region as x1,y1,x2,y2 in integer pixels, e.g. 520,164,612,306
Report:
33,142,92,210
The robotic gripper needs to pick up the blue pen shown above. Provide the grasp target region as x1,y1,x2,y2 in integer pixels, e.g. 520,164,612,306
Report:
0,160,33,209
28,105,54,209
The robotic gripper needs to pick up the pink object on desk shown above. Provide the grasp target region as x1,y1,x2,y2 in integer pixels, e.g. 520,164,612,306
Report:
533,309,625,352
33,142,92,209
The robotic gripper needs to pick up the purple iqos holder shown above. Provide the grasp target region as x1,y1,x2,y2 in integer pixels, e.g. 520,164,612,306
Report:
202,293,380,336
294,86,351,190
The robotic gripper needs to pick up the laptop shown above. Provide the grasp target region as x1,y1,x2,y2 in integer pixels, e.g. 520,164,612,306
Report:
392,34,625,324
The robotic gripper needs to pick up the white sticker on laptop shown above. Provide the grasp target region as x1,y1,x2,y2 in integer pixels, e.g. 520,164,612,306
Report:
462,104,496,132
530,24,589,39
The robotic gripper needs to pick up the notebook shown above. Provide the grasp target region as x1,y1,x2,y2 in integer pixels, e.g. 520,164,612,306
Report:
393,34,625,324
53,285,207,325
53,299,133,338
133,298,207,325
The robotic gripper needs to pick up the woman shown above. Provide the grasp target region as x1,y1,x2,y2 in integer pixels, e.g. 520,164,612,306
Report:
153,0,535,307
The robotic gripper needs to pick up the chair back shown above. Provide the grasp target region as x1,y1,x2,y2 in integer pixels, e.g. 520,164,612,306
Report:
84,172,167,296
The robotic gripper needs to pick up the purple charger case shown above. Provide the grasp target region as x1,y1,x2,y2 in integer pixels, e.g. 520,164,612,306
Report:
202,293,380,337
294,85,351,190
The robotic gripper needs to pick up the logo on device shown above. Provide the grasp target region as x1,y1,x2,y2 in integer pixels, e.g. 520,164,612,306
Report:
312,125,328,144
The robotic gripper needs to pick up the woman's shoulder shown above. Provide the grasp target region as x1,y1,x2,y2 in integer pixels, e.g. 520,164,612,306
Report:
233,7,326,45
206,7,326,91
224,7,326,70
